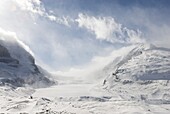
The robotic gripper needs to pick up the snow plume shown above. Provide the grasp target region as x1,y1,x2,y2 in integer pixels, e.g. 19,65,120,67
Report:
11,0,72,26
76,13,145,44
0,27,34,56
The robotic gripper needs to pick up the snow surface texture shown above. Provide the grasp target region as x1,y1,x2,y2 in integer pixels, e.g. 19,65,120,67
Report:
0,28,170,113
0,30,55,88
102,43,170,101
1,84,170,114
0,43,170,113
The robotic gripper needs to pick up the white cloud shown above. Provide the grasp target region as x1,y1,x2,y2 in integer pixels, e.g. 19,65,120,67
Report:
13,0,44,15
76,13,145,44
47,15,73,27
48,15,56,21
11,0,72,26
0,0,155,73
76,13,121,40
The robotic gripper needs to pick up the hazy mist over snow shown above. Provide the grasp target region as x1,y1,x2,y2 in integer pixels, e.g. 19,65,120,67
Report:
0,0,170,74
1,1,170,113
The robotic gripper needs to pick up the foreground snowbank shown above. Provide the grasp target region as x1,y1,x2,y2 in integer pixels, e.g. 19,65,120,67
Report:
1,84,170,114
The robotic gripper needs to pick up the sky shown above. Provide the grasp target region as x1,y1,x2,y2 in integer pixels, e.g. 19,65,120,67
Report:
0,0,170,75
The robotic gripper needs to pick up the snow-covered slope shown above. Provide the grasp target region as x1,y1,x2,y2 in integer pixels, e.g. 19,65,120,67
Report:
0,33,55,88
101,43,170,100
0,43,170,114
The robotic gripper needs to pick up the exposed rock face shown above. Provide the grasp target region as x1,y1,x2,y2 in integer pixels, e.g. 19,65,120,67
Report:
0,44,19,64
0,40,55,88
0,45,10,57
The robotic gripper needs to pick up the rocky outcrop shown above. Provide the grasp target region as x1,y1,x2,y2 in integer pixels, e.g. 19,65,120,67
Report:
0,40,55,88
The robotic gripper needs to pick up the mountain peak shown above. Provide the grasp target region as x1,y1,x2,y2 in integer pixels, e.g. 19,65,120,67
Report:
0,29,55,88
102,43,170,86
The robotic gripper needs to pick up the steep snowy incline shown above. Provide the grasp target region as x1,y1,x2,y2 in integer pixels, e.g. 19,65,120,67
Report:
100,43,170,100
0,43,170,114
0,29,55,88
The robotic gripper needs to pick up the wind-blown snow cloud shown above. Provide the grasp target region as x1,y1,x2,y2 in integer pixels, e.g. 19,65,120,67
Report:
76,13,144,44
0,0,169,73
54,45,136,82
0,27,34,56
76,13,122,41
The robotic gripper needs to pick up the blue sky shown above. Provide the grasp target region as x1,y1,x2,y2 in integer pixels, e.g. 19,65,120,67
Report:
41,0,170,45
0,0,170,72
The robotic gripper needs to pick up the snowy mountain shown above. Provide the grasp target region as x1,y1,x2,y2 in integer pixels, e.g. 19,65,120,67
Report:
0,42,170,113
101,43,170,100
0,30,170,113
0,36,55,88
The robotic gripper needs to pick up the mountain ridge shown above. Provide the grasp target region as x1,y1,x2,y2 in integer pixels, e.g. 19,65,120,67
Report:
99,43,170,100
0,34,55,88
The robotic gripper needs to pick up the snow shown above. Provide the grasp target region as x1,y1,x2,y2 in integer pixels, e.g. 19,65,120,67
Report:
34,84,96,98
33,84,114,99
1,83,170,114
0,28,55,88
98,44,170,103
0,43,170,113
